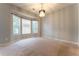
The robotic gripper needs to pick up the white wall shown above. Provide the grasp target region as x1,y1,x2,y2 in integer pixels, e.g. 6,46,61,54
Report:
77,4,79,44
0,4,11,44
42,4,78,43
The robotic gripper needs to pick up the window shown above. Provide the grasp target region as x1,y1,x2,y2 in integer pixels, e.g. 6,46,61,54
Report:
22,19,31,34
12,14,39,35
32,21,38,33
13,15,20,35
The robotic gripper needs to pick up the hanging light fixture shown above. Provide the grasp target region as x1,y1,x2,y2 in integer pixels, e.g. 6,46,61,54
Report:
39,3,45,17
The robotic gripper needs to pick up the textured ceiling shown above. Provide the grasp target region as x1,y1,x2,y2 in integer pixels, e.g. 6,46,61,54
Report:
12,3,75,16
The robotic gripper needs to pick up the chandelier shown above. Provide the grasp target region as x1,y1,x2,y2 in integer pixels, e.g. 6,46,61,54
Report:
39,3,45,17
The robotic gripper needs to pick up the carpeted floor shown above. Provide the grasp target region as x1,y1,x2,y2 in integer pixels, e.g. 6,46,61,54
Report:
0,37,79,56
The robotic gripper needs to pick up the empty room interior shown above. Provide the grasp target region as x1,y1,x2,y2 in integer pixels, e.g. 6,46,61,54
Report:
0,3,79,56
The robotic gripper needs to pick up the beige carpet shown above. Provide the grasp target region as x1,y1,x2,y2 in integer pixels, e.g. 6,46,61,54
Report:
0,37,79,56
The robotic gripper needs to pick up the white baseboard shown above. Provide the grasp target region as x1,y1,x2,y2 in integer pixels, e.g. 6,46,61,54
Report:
54,38,79,46
43,37,79,46
0,42,10,47
0,40,16,47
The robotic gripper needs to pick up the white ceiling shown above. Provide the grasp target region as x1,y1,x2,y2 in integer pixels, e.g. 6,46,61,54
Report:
12,3,75,16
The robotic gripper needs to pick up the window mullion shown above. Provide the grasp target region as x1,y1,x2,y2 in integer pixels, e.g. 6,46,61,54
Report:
31,20,32,34
20,17,22,35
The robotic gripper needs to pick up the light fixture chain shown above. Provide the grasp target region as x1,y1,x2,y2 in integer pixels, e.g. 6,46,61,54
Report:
41,3,43,10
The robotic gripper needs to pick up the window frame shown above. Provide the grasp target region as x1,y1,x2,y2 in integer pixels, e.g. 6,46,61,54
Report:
12,14,39,36
12,14,21,35
31,20,39,34
22,18,32,34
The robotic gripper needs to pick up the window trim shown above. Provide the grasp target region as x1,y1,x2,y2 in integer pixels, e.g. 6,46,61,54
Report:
31,20,39,34
12,14,21,35
12,13,39,36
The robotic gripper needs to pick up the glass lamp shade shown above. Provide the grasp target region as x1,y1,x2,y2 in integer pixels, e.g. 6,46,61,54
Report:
39,10,45,17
